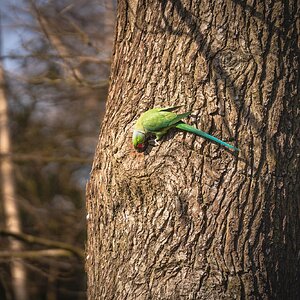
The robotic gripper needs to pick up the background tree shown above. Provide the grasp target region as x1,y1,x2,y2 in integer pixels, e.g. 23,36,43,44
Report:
86,0,299,299
1,57,28,300
0,0,115,299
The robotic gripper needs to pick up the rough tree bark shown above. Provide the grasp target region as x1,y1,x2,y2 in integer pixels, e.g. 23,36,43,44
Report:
86,0,299,299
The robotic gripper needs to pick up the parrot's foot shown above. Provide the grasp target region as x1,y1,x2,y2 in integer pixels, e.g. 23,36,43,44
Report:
149,139,160,146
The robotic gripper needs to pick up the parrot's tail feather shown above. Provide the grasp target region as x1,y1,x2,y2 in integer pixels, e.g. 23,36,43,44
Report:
175,122,239,151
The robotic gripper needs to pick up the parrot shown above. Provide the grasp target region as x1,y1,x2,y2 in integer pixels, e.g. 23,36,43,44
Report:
132,106,239,152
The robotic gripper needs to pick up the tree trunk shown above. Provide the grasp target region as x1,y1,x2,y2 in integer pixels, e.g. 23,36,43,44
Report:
0,64,28,300
86,0,299,299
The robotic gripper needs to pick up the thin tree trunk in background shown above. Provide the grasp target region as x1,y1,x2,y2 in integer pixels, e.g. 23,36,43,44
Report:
86,0,299,299
0,63,28,300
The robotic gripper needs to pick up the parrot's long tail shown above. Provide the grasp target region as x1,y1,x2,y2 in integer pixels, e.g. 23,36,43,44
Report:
175,122,239,151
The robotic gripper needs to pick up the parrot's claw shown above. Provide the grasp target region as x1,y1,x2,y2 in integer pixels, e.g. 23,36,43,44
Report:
149,139,160,146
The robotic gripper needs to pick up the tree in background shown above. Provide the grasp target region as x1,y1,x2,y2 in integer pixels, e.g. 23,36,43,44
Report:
0,0,115,299
86,0,299,299
1,56,28,300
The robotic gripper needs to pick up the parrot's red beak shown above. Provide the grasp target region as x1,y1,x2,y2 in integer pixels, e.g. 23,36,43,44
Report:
137,143,144,150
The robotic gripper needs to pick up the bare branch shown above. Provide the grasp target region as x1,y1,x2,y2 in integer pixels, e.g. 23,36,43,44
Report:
0,249,75,259
0,54,111,64
0,153,92,164
5,69,109,88
0,229,84,260
30,1,108,88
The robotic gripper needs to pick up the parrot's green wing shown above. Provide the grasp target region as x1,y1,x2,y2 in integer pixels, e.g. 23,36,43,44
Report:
167,112,191,126
141,109,191,132
157,105,183,112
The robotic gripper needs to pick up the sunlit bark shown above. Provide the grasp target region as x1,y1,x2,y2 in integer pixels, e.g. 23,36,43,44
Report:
86,0,299,299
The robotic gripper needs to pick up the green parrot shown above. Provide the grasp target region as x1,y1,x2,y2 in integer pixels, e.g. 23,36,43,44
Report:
132,106,239,152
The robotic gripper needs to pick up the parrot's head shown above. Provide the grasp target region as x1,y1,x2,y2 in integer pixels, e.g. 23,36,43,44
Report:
133,130,146,151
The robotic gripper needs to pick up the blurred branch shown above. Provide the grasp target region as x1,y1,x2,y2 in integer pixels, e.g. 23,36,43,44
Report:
62,14,92,46
30,0,108,88
0,54,111,64
32,4,78,79
0,249,76,259
6,69,109,88
0,153,92,163
0,229,84,260
22,259,74,278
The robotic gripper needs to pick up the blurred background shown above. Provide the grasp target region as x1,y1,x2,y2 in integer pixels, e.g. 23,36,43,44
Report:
0,0,116,299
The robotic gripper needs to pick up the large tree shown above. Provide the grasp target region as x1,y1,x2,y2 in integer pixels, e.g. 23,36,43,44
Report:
86,0,299,299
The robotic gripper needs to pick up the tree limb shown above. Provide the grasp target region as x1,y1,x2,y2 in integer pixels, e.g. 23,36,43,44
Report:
0,249,75,259
0,229,84,260
0,152,92,164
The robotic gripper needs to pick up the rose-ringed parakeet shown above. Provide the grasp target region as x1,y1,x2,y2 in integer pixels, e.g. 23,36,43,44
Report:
132,106,238,152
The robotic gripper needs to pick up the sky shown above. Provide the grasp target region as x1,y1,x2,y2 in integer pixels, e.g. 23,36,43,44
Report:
1,0,31,71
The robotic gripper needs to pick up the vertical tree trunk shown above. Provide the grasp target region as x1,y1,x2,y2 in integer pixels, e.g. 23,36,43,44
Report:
0,64,28,299
86,0,299,299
